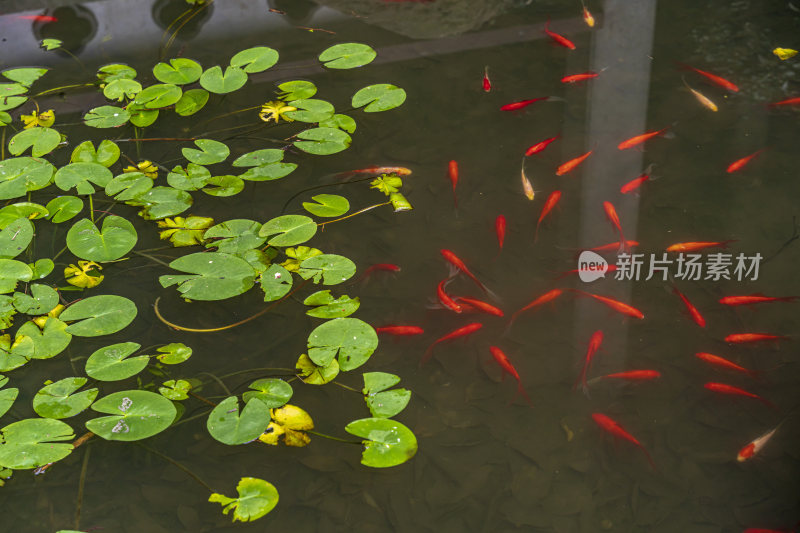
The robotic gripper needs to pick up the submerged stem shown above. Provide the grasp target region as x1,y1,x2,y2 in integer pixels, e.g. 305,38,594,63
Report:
74,445,91,530
318,202,392,228
136,443,214,493
333,381,361,394
306,430,362,445
196,372,232,397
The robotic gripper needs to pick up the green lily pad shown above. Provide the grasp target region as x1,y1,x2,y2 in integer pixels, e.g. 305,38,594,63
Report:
0,157,55,200
319,43,377,69
8,127,61,157
207,396,270,445
303,290,359,318
352,84,407,112
45,196,83,223
0,83,27,97
284,99,335,123
16,318,71,359
159,379,191,401
238,162,297,182
293,127,351,155
230,46,279,73
0,112,10,126
134,83,182,109
66,216,138,262
33,377,98,419
40,38,62,51
203,219,265,254
200,65,247,94
60,295,137,336
70,140,120,167
277,80,317,100
167,164,211,191
127,186,193,220
318,113,357,133
242,379,292,408
345,418,417,468
302,194,349,218
102,78,142,101
296,353,339,385
155,343,192,364
153,58,203,85
83,106,130,128
0,333,33,371
85,342,148,381
29,258,54,280
97,64,136,82
2,68,48,87
362,372,411,418
54,162,113,194
259,264,292,302
209,477,279,522
259,215,317,247
159,252,256,301
0,379,18,419
202,175,244,197
182,139,229,165
362,372,400,395
105,172,153,201
0,259,33,294
175,88,209,116
0,218,34,259
0,96,27,112
86,390,176,442
12,283,58,315
0,418,74,469
297,254,356,285
128,103,159,127
232,149,284,168
307,317,378,371
0,296,15,329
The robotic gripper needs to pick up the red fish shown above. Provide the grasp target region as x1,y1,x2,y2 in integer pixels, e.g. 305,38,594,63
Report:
15,15,58,22
525,135,559,156
455,297,503,317
358,263,401,283
595,370,661,382
556,151,592,175
482,66,491,92
726,150,764,173
618,128,669,150
673,287,706,327
437,277,462,313
507,288,563,328
737,426,779,462
602,201,625,245
337,166,411,178
704,382,775,409
500,97,549,111
620,173,651,194
535,190,561,241
421,322,483,365
489,346,532,405
719,294,799,306
572,289,645,319
665,240,734,253
695,352,757,378
447,160,458,207
544,20,576,50
375,326,424,335
592,413,656,469
561,72,600,83
590,240,639,252
582,4,595,27
725,333,789,344
768,96,800,107
495,215,506,250
574,330,603,393
681,64,739,92
440,249,491,294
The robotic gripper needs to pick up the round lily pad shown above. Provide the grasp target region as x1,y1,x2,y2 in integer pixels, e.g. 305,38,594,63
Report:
54,162,113,195
352,84,407,112
345,417,417,468
0,418,75,469
8,127,61,158
66,216,137,262
297,254,356,285
319,43,376,69
207,396,270,445
259,215,317,247
292,127,351,156
83,105,130,128
243,379,292,408
230,46,279,73
45,196,83,223
159,252,256,301
0,157,55,201
302,194,349,218
86,390,176,441
0,218,34,259
200,65,247,94
60,295,137,337
307,317,378,371
16,318,71,360
153,58,203,85
85,342,148,381
33,377,98,419
209,477,279,522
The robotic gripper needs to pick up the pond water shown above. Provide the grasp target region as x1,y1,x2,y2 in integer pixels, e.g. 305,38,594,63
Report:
1,0,799,532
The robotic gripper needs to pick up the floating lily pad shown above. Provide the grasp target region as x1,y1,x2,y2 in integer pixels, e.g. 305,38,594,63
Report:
352,84,407,112
0,218,34,259
307,317,378,371
86,390,176,441
319,43,377,69
203,219,265,254
297,254,356,285
33,377,98,419
259,264,292,302
182,139,229,165
12,283,58,315
277,80,317,100
230,46,279,73
259,404,313,447
175,88,209,116
202,175,243,197
66,216,137,262
296,353,339,385
105,172,153,201
259,215,317,247
84,106,130,128
85,342,148,381
7,127,61,157
97,64,136,82
238,162,297,182
345,418,417,468
60,295,137,337
0,203,47,227
153,58,203,85
45,196,83,223
167,164,211,191
0,157,55,200
242,379,292,408
29,258,54,280
284,99,335,123
200,65,247,94
134,83,182,108
0,259,33,294
207,396,270,445
103,78,142,101
232,149,284,168
159,252,256,301
302,194,349,218
159,379,191,401
54,162,113,195
0,418,74,469
41,39,62,51
318,113,357,133
0,333,33,371
70,140,120,167
303,290,359,318
128,186,193,220
362,372,411,419
16,318,71,359
155,343,192,364
2,68,48,87
0,376,18,419
209,477,279,522
128,103,159,127
293,127,351,155
0,96,27,112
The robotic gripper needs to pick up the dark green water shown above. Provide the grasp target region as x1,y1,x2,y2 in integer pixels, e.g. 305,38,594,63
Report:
1,1,799,532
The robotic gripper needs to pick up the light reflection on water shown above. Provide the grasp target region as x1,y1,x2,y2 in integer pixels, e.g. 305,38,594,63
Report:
1,1,799,532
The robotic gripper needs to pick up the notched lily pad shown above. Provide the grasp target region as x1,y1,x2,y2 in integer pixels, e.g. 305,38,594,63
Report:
345,417,417,468
297,254,356,285
259,215,317,247
0,418,75,469
60,295,137,337
33,377,98,419
85,342,148,381
319,43,376,69
207,396,270,445
159,252,256,301
302,194,349,218
243,379,292,408
303,290,359,318
66,216,137,262
306,317,378,371
85,390,176,441
209,477,279,523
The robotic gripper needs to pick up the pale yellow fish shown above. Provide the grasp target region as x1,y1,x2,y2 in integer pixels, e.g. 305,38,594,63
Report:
773,47,798,60
737,426,778,462
521,164,535,201
684,79,718,112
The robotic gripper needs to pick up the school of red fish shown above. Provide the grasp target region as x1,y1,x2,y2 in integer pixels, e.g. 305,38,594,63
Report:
361,7,798,532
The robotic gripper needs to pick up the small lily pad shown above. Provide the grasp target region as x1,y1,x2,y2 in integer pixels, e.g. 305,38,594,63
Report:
259,215,317,247
134,83,182,108
70,140,120,167
345,417,417,468
0,218,34,259
302,194,349,218
307,317,378,371
207,396,270,445
230,46,279,73
85,390,176,441
60,295,137,337
0,157,55,200
296,353,339,385
153,58,203,85
297,254,356,285
54,162,113,195
203,219,265,254
33,377,98,419
352,84,407,112
85,342,148,381
12,283,58,315
242,379,292,408
175,89,209,116
8,127,61,157
159,252,256,301
277,80,317,100
284,99,335,123
303,290,359,318
293,127,351,155
209,477,279,522
45,196,83,223
182,139,230,165
84,106,130,128
155,343,192,364
319,43,377,69
66,216,137,262
16,318,71,360
259,264,292,302
200,65,247,94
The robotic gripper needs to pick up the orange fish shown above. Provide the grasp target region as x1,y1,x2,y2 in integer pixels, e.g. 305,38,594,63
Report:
544,20,576,50
15,15,58,22
665,240,734,253
620,173,651,194
704,382,776,409
719,294,799,306
337,166,411,178
681,64,739,92
376,326,424,335
695,352,758,378
574,330,603,393
737,426,779,462
726,150,764,173
768,96,800,107
500,97,549,111
594,370,661,382
590,240,639,252
683,78,718,112
495,215,506,250
358,263,401,283
535,190,561,241
489,346,532,405
441,249,491,294
447,160,458,207
618,128,669,150
556,151,592,176
482,66,491,92
582,4,595,27
725,333,789,344
602,201,625,245
572,289,645,319
592,413,656,469
561,72,600,83
455,297,503,317
507,288,563,328
525,135,559,156
421,322,483,365
437,277,462,313
673,287,706,328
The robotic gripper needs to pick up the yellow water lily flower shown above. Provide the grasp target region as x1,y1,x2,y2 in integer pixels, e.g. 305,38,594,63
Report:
64,261,104,289
259,100,296,123
123,160,158,179
773,47,798,60
21,109,55,129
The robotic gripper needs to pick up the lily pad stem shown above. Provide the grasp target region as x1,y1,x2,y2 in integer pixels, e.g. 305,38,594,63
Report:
74,444,91,530
332,381,361,394
136,442,214,492
306,430,362,445
317,201,392,229
196,371,232,396
189,390,218,406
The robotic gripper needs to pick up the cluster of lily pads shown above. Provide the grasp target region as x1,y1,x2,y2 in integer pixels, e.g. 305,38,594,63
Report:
0,40,417,526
